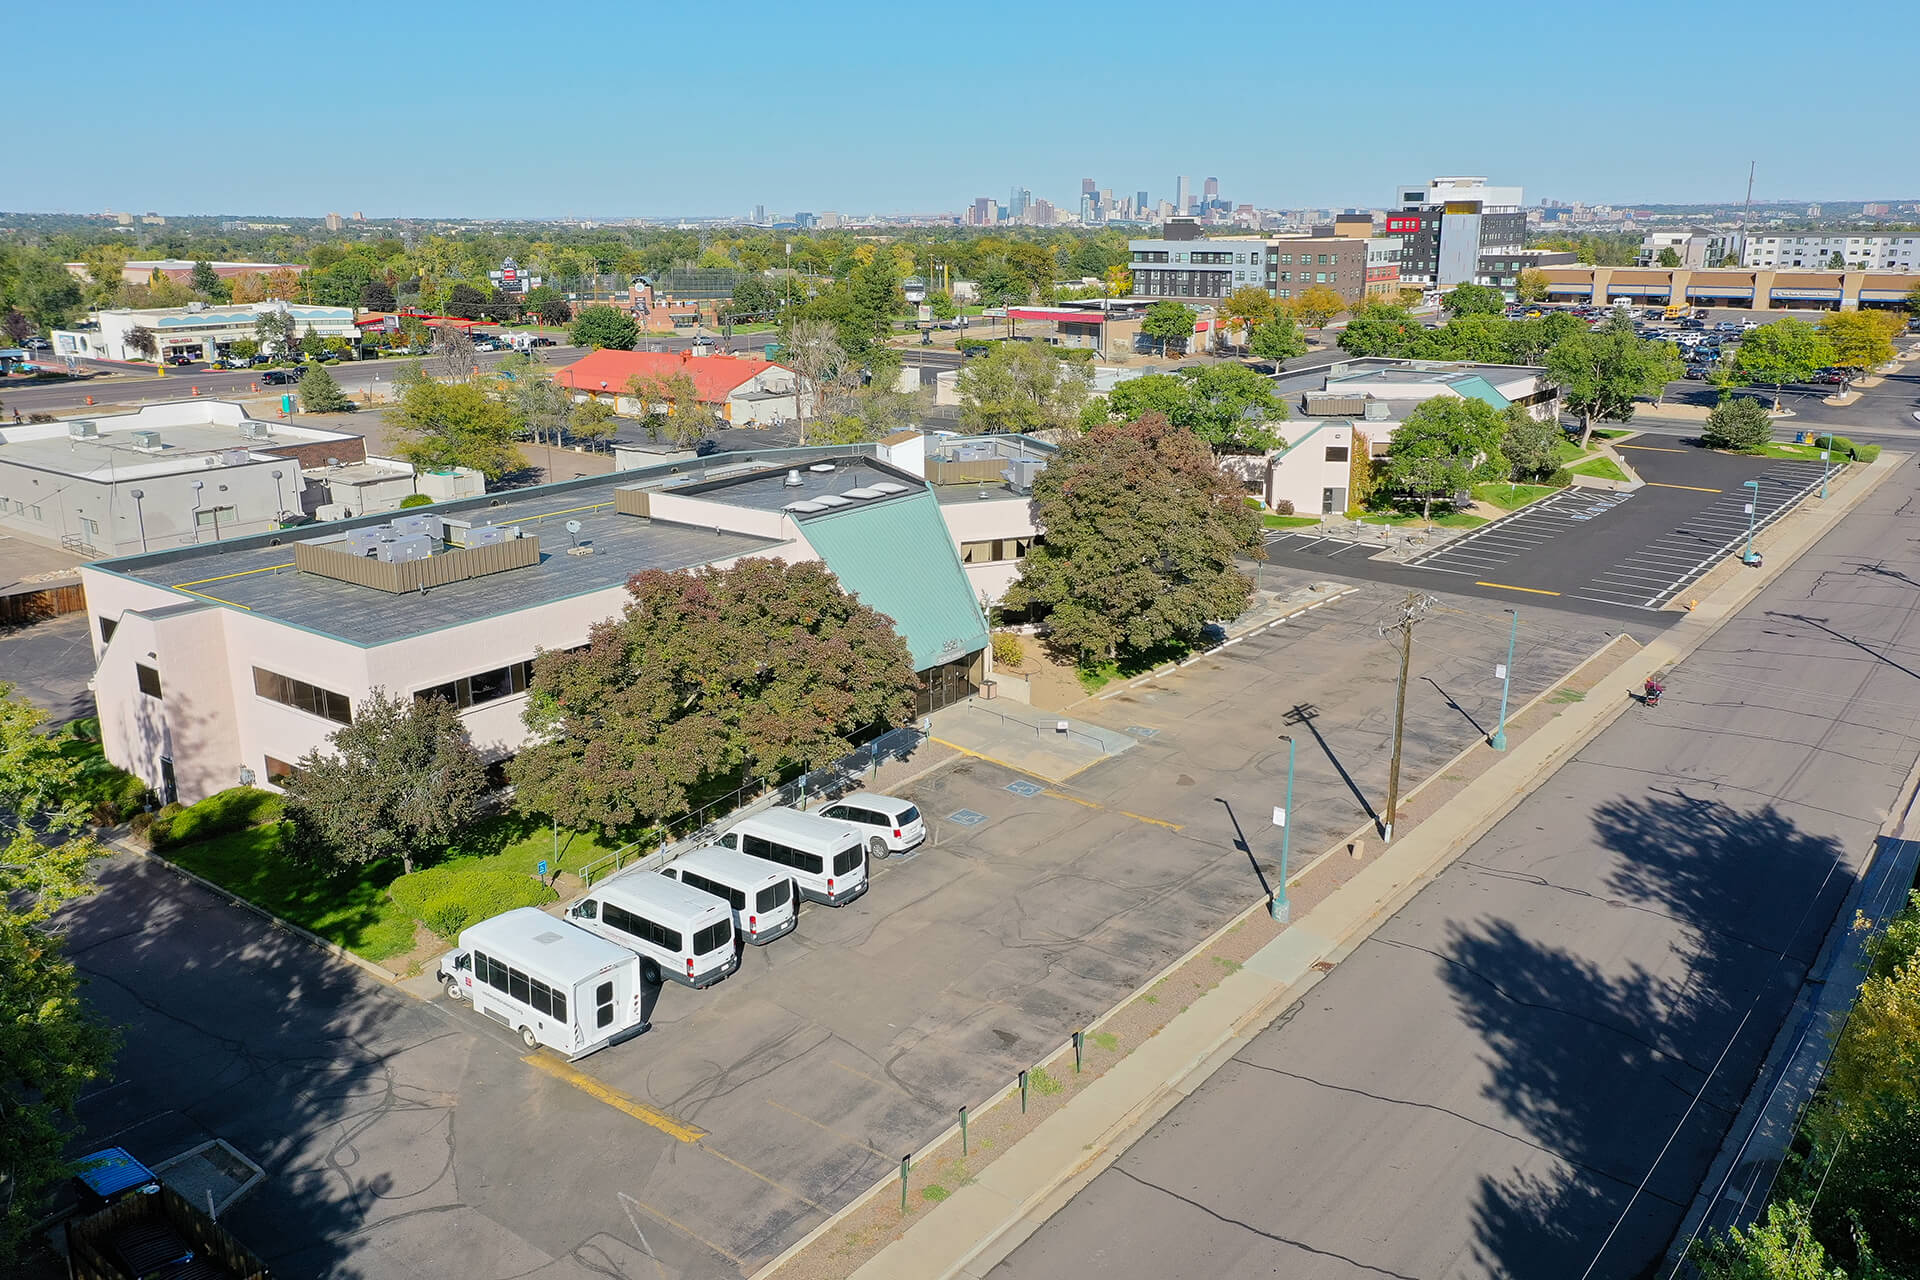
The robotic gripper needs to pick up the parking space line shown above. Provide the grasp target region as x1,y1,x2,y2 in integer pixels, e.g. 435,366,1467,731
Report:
1040,787,1184,830
833,1060,903,1095
623,1196,746,1267
699,1144,831,1213
1643,482,1724,493
522,1055,707,1142
1474,581,1561,596
767,1099,893,1160
928,736,1044,780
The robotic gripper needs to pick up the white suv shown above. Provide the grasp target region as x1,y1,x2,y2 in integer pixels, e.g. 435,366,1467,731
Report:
818,792,926,859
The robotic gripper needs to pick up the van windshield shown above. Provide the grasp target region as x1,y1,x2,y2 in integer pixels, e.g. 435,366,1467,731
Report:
832,844,863,877
693,919,732,956
758,880,791,913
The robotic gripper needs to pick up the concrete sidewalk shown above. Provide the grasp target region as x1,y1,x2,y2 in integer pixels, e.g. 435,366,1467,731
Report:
926,699,1135,783
830,449,1904,1280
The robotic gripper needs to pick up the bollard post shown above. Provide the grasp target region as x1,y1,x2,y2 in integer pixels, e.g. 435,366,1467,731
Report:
900,1155,910,1213
959,1105,968,1156
1019,1069,1029,1113
1073,1030,1084,1074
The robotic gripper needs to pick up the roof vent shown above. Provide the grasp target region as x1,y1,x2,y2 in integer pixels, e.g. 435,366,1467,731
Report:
1363,399,1391,421
842,487,882,500
808,463,835,473
784,500,827,514
813,494,852,507
130,430,163,451
869,481,909,494
68,420,99,440
784,469,804,487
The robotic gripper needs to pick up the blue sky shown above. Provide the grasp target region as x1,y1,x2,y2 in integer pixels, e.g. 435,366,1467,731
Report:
15,0,1915,218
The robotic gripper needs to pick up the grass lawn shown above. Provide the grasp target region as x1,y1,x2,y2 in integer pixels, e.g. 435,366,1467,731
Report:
1554,438,1590,463
1568,456,1629,482
1077,639,1199,692
1262,514,1322,528
1356,510,1488,529
1592,428,1634,440
1471,482,1561,512
1745,441,1843,461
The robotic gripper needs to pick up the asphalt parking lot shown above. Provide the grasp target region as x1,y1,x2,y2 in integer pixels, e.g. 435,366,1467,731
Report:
59,576,1618,1280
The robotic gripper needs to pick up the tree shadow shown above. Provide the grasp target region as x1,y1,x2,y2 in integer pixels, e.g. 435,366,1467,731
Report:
1444,791,1853,1278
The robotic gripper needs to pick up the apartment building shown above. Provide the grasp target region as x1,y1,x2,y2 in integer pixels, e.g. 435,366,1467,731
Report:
1383,177,1527,288
1743,234,1920,271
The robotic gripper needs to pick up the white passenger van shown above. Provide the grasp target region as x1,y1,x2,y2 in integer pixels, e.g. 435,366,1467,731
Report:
568,872,739,988
437,907,647,1060
716,806,869,906
662,845,799,946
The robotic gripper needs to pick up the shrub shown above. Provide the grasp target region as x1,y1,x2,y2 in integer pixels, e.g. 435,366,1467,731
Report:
1271,498,1295,516
1701,396,1773,452
152,786,283,849
991,632,1025,670
1853,442,1881,463
398,493,433,509
388,863,556,939
1546,467,1573,487
127,810,156,842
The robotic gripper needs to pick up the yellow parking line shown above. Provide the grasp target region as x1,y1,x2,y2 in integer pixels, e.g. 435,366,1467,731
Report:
929,739,1183,830
767,1099,892,1160
1643,482,1723,493
832,1060,899,1094
623,1196,744,1267
1615,444,1687,453
1045,789,1100,810
1475,581,1562,596
521,1055,706,1142
1120,810,1184,831
699,1144,829,1213
928,735,1040,778
173,561,293,588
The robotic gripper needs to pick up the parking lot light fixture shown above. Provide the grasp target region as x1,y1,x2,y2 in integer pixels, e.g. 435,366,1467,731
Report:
1742,479,1762,564
1271,733,1294,924
1490,608,1518,751
1820,434,1833,500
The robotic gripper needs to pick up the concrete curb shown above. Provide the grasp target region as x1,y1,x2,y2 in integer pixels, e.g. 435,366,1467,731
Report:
833,448,1907,1280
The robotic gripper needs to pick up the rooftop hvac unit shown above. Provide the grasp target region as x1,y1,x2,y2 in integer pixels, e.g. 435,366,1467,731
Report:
1002,458,1046,493
315,503,353,522
219,448,249,466
129,430,163,451
1362,399,1391,421
390,513,441,539
67,420,99,440
240,422,272,440
463,524,507,548
375,534,433,564
345,525,395,556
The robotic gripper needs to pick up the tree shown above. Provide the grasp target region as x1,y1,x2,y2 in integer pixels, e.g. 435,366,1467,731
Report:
1514,268,1552,302
1828,251,1847,270
813,384,926,445
1339,305,1420,357
3,307,32,344
391,378,527,479
508,558,917,833
1221,286,1275,346
446,282,489,320
297,362,355,413
1502,312,1584,364
1733,319,1836,409
1908,282,1920,316
978,263,1028,308
496,356,572,444
1546,321,1678,446
1657,247,1683,268
956,341,1091,435
0,245,85,331
254,306,293,355
926,289,957,321
429,320,477,382
263,267,301,301
570,398,620,451
779,315,852,443
570,303,638,350
123,325,157,360
1141,300,1197,355
0,686,119,1263
1289,285,1347,329
228,337,259,361
1699,395,1772,452
1500,405,1566,480
523,285,570,326
1692,1201,1849,1280
1248,315,1309,364
1443,283,1506,317
298,324,326,361
284,689,487,876
1382,397,1510,521
623,371,707,446
360,278,397,311
1821,311,1900,378
188,259,227,300
1002,414,1262,662
1104,364,1287,452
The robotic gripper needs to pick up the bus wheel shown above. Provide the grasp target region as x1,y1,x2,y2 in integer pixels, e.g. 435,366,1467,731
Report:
520,1025,539,1049
641,959,663,987
868,836,890,860
444,978,463,1002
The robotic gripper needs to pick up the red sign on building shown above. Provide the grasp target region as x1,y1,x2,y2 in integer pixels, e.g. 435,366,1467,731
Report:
1385,216,1423,234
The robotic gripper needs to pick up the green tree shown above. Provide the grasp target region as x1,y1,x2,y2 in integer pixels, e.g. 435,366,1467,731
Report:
1500,405,1565,481
284,689,487,876
569,397,620,451
0,246,86,332
522,285,571,326
299,324,326,361
188,259,228,300
1443,283,1506,317
1821,311,1900,376
297,362,355,413
1338,307,1420,357
1692,1201,1849,1280
496,356,573,444
1546,321,1678,446
812,384,925,445
228,337,259,361
978,262,1029,307
1501,312,1584,364
1657,246,1683,268
1827,251,1847,270
0,686,120,1263
569,303,639,350
1700,395,1773,451
1002,414,1262,662
1249,315,1309,364
1515,268,1552,302
927,289,958,321
1289,285,1348,329
123,325,157,360
1140,300,1198,355
446,282,489,320
1907,282,1920,316
391,378,527,479
1221,285,1276,347
956,341,1091,435
1104,365,1287,451
1733,319,1836,409
508,559,917,833
360,278,397,311
625,371,707,446
1382,397,1510,520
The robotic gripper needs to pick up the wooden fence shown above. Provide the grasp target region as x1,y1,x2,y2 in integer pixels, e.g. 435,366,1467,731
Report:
292,536,539,594
0,580,85,626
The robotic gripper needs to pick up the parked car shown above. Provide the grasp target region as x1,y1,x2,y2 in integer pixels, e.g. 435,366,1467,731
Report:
1715,321,1742,333
166,354,195,367
23,336,51,350
224,355,253,369
1810,369,1846,385
528,336,556,347
1686,365,1714,380
260,368,305,385
816,792,926,859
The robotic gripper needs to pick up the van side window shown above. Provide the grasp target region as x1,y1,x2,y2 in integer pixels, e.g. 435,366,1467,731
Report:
720,833,738,849
685,869,746,911
604,901,683,953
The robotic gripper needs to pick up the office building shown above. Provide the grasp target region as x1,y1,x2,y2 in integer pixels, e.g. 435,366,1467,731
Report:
1176,176,1192,215
1136,189,1149,213
1009,187,1032,221
1741,234,1920,271
79,436,1056,805
1127,219,1368,303
968,197,995,227
323,213,344,231
1382,176,1526,289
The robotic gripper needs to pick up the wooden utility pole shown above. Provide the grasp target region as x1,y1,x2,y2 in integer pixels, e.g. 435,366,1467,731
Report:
1381,591,1437,842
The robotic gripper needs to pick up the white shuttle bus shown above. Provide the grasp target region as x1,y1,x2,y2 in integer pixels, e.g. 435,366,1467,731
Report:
437,907,647,1060
716,806,869,906
569,872,739,988
662,845,799,946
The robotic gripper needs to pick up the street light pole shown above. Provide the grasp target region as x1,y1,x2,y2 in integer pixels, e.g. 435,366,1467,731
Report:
1819,433,1832,500
1742,478,1761,564
1271,733,1294,924
1490,608,1517,751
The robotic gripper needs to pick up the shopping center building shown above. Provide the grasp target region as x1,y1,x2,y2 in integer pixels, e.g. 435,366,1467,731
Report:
1537,265,1920,312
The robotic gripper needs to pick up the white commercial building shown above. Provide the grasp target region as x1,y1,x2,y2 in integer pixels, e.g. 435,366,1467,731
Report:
0,402,370,559
52,302,359,364
1742,234,1920,271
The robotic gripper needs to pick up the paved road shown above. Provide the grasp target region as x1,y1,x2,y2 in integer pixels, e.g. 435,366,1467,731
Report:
990,457,1920,1278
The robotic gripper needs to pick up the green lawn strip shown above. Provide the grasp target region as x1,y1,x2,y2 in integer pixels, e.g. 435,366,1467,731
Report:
1592,428,1634,440
1744,441,1843,462
1077,638,1199,692
1568,456,1629,482
1261,514,1322,528
1553,439,1589,464
1470,482,1561,512
1355,511,1488,529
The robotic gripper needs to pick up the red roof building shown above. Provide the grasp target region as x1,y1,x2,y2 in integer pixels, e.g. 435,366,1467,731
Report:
553,350,806,427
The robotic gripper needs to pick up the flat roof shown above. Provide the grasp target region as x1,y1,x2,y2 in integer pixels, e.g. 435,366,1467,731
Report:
0,418,359,482
460,908,634,978
93,444,914,647
680,456,921,517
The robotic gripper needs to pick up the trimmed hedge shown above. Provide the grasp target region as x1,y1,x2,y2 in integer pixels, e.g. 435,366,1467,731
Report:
151,786,283,849
388,863,557,940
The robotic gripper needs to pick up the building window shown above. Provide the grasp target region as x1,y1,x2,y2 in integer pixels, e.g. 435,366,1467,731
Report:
264,755,302,787
135,663,162,699
194,505,237,528
960,537,1035,564
1325,445,1350,463
253,667,352,724
99,617,118,645
416,660,535,711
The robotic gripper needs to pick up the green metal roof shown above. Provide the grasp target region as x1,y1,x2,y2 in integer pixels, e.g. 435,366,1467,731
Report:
1445,375,1511,410
798,490,989,671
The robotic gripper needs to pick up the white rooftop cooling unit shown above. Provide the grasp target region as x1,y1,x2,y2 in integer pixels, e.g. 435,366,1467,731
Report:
240,422,272,440
344,525,394,556
463,524,507,548
375,534,433,564
129,430,163,450
67,420,99,440
219,448,249,466
390,513,442,540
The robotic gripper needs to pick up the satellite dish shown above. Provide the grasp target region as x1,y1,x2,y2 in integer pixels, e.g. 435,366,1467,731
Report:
565,520,582,534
